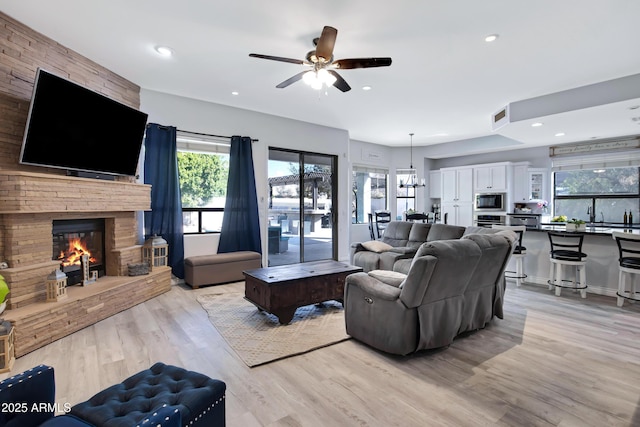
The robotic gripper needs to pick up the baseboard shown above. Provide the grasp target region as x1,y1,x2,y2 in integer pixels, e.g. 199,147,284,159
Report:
510,275,618,298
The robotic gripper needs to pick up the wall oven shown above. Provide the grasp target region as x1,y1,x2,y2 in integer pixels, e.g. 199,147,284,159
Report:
474,214,507,227
475,193,506,211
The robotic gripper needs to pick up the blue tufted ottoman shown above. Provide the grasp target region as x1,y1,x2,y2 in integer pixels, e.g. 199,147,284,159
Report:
70,362,226,427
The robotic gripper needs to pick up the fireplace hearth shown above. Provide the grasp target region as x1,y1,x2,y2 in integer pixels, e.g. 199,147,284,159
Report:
52,218,106,285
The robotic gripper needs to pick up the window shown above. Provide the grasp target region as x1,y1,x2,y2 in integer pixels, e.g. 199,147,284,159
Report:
553,167,640,223
352,166,388,224
176,132,230,234
396,168,416,219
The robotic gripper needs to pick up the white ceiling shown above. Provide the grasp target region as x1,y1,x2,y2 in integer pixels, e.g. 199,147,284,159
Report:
3,0,640,156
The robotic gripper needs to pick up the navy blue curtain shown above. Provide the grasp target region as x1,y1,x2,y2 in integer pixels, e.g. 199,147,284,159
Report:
218,136,262,254
144,123,185,278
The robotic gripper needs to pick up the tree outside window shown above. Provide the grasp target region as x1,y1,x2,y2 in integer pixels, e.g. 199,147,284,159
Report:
177,151,229,233
553,167,640,223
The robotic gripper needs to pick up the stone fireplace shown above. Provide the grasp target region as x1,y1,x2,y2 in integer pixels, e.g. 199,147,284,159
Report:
0,171,172,357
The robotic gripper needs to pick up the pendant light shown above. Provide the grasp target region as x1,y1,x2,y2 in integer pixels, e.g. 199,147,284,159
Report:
399,133,425,188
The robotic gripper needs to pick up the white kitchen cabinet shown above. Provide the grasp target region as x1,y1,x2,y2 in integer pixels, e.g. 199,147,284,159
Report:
441,201,474,226
511,165,548,204
474,164,507,192
528,168,547,202
441,167,473,203
512,163,530,203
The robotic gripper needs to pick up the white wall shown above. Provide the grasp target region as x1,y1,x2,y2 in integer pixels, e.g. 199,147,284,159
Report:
140,89,352,264
432,145,551,170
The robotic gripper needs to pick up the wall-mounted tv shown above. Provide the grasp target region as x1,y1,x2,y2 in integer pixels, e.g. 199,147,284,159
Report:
19,68,148,178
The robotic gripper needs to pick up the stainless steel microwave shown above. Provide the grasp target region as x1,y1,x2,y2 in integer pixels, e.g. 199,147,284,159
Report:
475,193,505,211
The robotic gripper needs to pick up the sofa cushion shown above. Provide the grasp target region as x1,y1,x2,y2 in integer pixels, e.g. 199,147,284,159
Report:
406,223,432,248
361,240,394,253
426,224,466,241
380,221,413,247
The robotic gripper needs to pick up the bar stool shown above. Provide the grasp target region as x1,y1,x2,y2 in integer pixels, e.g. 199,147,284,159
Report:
611,231,640,307
547,231,588,298
492,225,527,287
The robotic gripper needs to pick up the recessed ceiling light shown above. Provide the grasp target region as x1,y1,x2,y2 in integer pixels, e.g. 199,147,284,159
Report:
231,91,239,96
362,85,372,91
531,122,543,127
555,132,566,137
154,46,173,57
484,34,499,42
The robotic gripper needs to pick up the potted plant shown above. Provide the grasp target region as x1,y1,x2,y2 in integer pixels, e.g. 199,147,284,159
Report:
566,218,586,232
0,274,8,314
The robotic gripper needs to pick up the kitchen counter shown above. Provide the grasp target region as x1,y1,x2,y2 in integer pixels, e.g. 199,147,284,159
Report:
536,223,640,235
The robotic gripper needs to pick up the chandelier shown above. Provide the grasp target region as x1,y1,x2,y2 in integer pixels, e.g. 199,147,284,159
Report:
399,133,425,188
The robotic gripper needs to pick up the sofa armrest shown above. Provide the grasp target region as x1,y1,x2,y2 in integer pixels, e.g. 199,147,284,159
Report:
0,365,55,427
350,242,365,251
367,270,406,288
346,272,402,301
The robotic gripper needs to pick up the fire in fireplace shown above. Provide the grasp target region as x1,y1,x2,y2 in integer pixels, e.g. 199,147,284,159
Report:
52,219,105,285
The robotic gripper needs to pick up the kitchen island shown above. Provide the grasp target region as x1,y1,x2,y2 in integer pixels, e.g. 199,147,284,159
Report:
512,223,634,297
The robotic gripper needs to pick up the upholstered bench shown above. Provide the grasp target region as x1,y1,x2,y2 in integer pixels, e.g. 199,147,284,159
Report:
71,362,226,427
185,251,261,288
0,363,224,427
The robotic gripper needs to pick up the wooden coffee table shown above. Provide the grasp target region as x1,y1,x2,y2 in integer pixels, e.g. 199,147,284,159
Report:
243,260,363,324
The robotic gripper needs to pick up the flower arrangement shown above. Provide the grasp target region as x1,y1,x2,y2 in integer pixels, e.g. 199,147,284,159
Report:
537,200,548,209
566,218,586,232
551,215,568,222
567,218,585,225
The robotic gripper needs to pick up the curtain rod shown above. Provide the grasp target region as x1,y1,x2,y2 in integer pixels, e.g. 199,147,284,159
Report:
149,124,258,142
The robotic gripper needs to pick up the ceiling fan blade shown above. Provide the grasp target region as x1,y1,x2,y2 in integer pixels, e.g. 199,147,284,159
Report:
249,53,304,65
276,71,308,88
328,70,351,92
333,57,392,69
315,26,338,62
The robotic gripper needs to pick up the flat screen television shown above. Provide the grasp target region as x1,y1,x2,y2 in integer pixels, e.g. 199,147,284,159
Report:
19,68,148,178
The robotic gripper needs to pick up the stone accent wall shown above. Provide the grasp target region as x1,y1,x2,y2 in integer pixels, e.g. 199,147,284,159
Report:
0,12,171,357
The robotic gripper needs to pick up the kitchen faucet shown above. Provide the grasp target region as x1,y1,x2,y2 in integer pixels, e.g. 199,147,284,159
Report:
587,206,596,223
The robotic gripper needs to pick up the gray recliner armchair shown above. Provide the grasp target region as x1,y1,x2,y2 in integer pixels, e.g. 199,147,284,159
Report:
344,231,516,355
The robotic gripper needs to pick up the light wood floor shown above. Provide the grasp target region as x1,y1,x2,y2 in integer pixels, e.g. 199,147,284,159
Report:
2,279,640,427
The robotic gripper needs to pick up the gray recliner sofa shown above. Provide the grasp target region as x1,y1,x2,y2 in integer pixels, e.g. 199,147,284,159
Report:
344,230,516,355
350,221,466,272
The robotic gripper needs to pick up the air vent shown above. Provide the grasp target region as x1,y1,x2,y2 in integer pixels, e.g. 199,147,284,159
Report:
491,105,510,131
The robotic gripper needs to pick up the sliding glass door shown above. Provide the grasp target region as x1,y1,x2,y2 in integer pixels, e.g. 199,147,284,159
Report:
267,148,337,266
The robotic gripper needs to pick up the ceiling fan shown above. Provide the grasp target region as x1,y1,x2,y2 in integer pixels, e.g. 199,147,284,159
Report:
249,26,392,92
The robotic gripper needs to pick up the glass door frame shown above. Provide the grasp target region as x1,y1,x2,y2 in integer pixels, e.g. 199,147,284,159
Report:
267,147,338,266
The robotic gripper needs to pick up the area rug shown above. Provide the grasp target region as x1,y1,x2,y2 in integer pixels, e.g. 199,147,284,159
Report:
196,292,350,367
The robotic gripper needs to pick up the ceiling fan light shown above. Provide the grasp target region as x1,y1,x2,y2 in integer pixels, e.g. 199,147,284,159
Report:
302,71,316,85
325,72,337,86
317,68,329,80
311,79,323,90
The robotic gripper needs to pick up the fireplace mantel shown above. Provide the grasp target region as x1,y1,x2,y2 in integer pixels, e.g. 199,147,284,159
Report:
0,170,151,214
